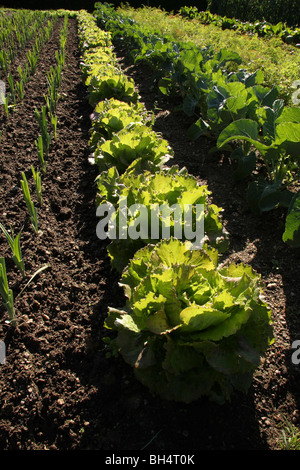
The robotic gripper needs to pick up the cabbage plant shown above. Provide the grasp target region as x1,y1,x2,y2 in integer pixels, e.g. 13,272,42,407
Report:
105,238,273,403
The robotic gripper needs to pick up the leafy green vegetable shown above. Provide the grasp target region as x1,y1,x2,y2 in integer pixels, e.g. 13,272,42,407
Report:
187,78,276,141
282,192,300,247
94,124,173,174
217,108,300,219
78,11,138,107
96,162,229,271
89,98,152,150
86,64,138,107
105,238,273,404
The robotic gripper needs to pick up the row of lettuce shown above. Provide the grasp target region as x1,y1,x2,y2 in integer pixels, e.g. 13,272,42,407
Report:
93,2,300,249
77,10,273,404
179,5,300,46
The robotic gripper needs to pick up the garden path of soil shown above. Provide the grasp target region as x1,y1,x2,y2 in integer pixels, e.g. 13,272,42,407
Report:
0,15,299,452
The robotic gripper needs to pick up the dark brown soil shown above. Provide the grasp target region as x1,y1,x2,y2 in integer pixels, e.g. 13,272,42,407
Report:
0,15,299,453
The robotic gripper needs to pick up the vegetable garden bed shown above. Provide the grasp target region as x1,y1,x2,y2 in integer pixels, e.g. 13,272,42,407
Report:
0,9,299,452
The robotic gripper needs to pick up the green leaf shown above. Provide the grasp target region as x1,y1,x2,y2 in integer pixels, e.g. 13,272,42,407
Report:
244,69,265,87
276,106,300,124
111,311,141,333
225,92,248,117
217,119,258,147
187,117,210,140
146,309,172,335
251,85,279,107
195,306,251,341
133,291,166,318
282,192,300,247
162,341,204,376
258,101,285,142
182,94,198,117
247,179,292,214
217,48,242,67
179,305,231,332
231,148,256,181
275,122,300,148
158,77,172,95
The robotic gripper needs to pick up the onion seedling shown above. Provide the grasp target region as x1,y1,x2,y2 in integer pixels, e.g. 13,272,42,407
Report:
0,223,25,276
7,72,16,104
44,94,55,120
3,96,10,118
18,64,29,84
31,166,42,205
0,50,8,73
8,46,15,64
34,36,41,54
56,50,65,67
35,134,47,174
20,172,38,233
0,257,16,326
16,80,25,101
34,106,51,156
50,113,58,140
46,70,61,111
26,49,38,75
